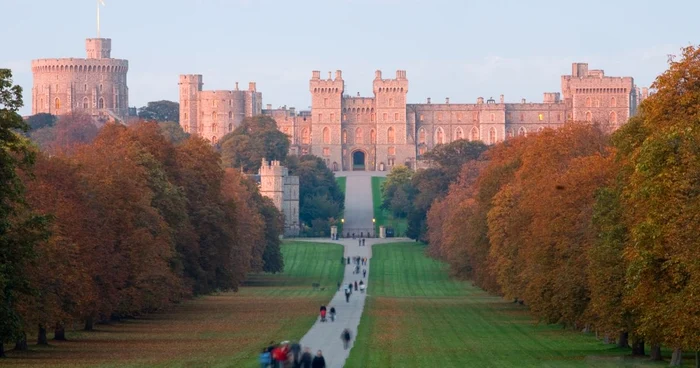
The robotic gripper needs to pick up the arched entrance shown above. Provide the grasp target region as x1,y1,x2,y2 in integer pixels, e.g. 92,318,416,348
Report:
352,150,366,171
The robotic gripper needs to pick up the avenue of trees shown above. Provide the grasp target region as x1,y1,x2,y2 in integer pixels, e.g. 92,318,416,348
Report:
0,71,283,356
423,46,700,366
218,116,344,236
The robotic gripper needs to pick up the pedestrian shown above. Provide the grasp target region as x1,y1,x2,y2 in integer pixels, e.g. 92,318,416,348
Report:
347,257,350,265
290,342,302,366
348,282,353,292
363,238,366,246
320,305,327,322
300,347,313,368
341,329,352,350
272,343,289,368
330,307,336,321
354,281,358,291
337,281,341,291
360,281,365,293
311,350,326,368
259,347,272,368
341,256,345,265
363,269,366,278
358,239,361,246
345,287,351,302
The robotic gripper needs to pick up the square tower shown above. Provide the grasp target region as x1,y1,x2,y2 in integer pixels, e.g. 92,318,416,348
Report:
179,74,203,134
309,70,344,170
373,70,409,170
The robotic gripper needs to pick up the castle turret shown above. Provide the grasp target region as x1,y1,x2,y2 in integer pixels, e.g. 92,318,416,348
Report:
309,70,344,168
373,70,408,170
179,74,203,134
86,38,111,59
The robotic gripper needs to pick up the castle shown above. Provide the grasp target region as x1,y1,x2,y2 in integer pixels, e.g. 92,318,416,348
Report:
31,38,129,121
257,159,300,237
181,63,648,171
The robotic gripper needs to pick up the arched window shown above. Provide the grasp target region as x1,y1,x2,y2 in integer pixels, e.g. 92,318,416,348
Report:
490,113,495,122
419,146,426,155
418,128,426,144
507,129,514,138
585,111,592,122
84,84,87,92
184,113,188,120
83,97,89,109
609,111,617,123
455,127,463,140
54,98,61,110
489,128,497,145
323,127,330,144
518,127,527,137
98,98,104,109
595,99,600,107
388,146,396,156
470,127,479,142
228,111,232,119
370,129,376,144
436,127,444,145
211,111,217,120
40,98,44,109
585,97,591,107
342,129,348,144
99,84,103,92
228,123,233,132
387,127,395,144
301,128,310,145
611,97,617,107
212,122,218,132
355,128,363,144
538,127,545,132
212,136,217,143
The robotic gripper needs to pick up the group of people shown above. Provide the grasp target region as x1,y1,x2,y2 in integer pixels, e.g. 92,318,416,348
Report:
357,238,366,246
259,341,326,368
319,305,336,322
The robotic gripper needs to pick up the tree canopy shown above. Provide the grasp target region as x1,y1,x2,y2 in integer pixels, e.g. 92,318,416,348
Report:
137,100,179,123
218,116,290,173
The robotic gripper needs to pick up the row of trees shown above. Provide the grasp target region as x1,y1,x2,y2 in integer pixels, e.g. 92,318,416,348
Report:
425,46,700,366
218,116,344,236
0,70,283,356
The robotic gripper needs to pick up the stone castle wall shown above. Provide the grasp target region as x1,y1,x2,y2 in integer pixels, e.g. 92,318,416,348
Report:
31,38,129,121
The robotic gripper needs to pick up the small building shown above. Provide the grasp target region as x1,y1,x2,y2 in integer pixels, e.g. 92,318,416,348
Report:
258,159,300,237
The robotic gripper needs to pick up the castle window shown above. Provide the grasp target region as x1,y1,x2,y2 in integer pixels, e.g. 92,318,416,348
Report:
490,113,495,122
595,99,600,107
370,129,376,144
343,114,347,120
420,114,424,121
455,127,463,140
228,111,232,119
388,146,395,156
437,112,442,121
301,128,310,145
418,128,426,144
586,111,592,122
457,113,462,121
611,97,617,107
229,100,232,107
557,113,561,121
54,98,60,110
520,113,524,122
84,84,87,92
55,84,58,92
212,136,217,143
383,113,387,121
212,100,216,107
355,128,363,144
356,114,360,121
585,97,591,107
318,113,323,121
212,111,217,120
331,113,335,121
342,129,347,144
394,112,399,121
387,127,395,144
567,113,572,120
489,128,497,145
40,98,44,109
99,84,103,92
538,113,544,121
470,127,479,142
83,97,89,109
323,127,330,144
609,111,617,123
212,122,218,132
518,127,527,137
229,123,233,132
419,146,426,155
472,112,478,121
507,129,514,138
323,147,330,157
371,113,375,122
184,112,188,120
436,127,444,145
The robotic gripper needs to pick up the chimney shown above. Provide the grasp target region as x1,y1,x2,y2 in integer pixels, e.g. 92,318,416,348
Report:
248,82,256,91
521,98,526,103
375,70,382,79
446,97,450,104
235,82,239,91
266,104,272,110
477,97,484,104
427,97,431,104
500,94,504,103
328,71,332,80
312,70,321,80
357,92,360,97
335,70,342,80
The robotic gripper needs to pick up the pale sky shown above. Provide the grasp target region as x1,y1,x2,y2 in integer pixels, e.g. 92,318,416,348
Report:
1,0,697,116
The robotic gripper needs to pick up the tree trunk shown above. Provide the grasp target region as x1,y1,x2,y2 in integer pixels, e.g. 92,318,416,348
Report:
54,323,66,341
670,348,682,367
14,333,28,351
0,342,5,358
84,317,94,331
37,325,48,345
650,345,663,361
631,338,645,356
617,331,629,348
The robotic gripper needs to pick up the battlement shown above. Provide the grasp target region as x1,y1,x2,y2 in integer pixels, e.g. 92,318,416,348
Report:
259,158,288,176
86,38,111,59
373,70,408,94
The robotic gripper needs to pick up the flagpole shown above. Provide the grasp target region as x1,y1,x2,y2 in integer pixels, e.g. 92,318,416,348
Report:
97,0,100,38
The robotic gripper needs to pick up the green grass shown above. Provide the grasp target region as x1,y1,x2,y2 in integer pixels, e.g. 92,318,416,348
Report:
371,176,408,236
346,242,684,368
4,241,344,368
336,176,346,234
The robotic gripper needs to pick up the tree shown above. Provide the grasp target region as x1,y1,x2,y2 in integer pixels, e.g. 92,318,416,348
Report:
219,116,290,172
0,69,48,356
380,165,413,217
137,100,179,123
25,113,56,132
158,121,189,144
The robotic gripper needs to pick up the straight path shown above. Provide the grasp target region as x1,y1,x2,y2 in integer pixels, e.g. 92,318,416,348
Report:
298,172,398,367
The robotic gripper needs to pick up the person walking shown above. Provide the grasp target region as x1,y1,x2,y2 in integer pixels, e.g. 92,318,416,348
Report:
311,350,326,368
290,342,302,367
359,280,365,293
259,348,272,368
363,269,367,278
329,306,336,321
358,238,361,246
354,281,358,291
363,238,366,246
344,287,351,302
341,329,352,350
300,348,313,368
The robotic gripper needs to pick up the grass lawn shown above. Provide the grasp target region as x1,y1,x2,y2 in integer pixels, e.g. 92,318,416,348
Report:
346,242,685,368
371,176,408,237
3,241,343,368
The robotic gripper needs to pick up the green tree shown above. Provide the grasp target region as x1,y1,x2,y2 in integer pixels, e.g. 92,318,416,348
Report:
137,100,179,122
219,116,289,172
158,121,189,144
0,69,48,356
25,113,56,132
380,165,413,217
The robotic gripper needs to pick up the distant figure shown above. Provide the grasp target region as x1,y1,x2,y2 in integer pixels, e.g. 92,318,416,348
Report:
360,280,365,293
363,269,367,278
330,307,336,321
360,231,364,237
337,281,341,291
347,257,350,265
259,347,271,368
312,350,326,368
320,305,327,322
354,281,358,291
345,287,351,302
358,239,361,246
352,233,356,239
341,256,345,265
341,329,352,350
362,238,366,246
290,342,302,366
300,347,313,368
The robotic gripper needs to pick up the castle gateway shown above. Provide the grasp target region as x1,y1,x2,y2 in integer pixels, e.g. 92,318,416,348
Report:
180,63,648,171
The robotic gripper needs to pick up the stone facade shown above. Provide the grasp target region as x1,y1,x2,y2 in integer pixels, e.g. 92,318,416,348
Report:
182,62,647,171
31,38,129,121
258,159,300,237
178,75,262,143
